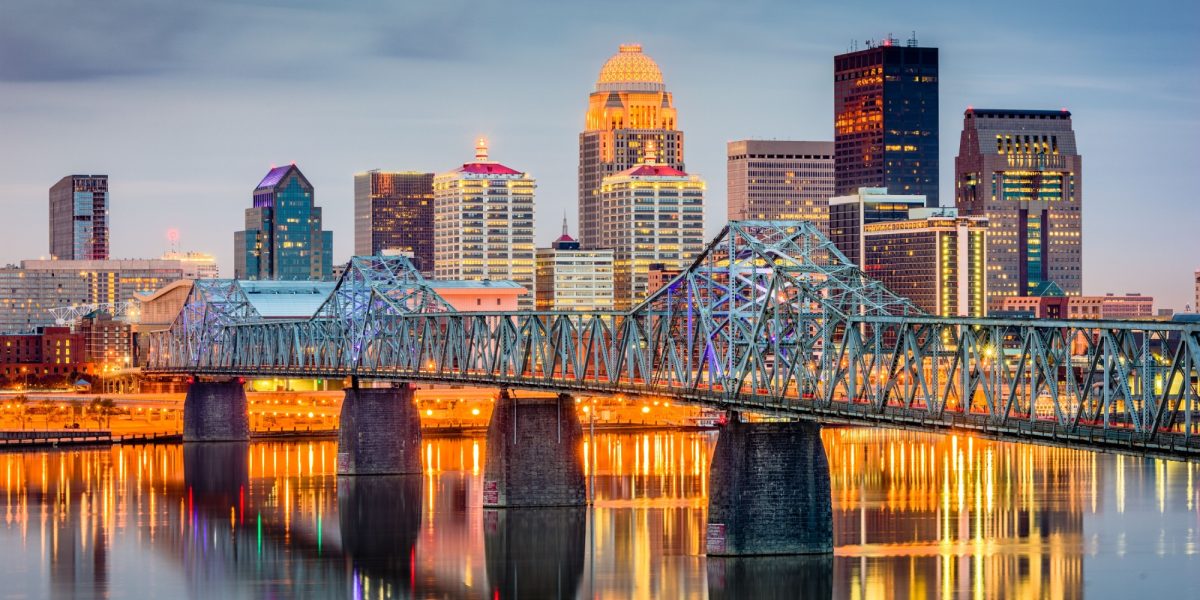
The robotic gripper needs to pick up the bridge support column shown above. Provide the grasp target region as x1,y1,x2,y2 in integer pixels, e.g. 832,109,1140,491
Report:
706,418,832,555
484,392,586,507
337,384,422,475
182,379,250,442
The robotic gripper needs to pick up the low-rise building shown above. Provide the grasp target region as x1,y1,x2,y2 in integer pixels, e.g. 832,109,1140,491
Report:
535,225,614,312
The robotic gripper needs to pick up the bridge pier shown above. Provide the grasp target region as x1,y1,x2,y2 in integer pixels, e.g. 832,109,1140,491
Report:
182,379,250,442
706,417,832,555
337,383,422,475
483,392,586,507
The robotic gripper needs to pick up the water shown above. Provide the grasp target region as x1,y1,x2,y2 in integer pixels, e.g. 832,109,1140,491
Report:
0,429,1196,599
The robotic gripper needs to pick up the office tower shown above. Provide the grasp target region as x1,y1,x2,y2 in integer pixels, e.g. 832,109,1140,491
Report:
535,219,614,311
579,44,683,248
433,139,536,310
834,37,939,205
954,108,1083,310
234,164,333,281
354,170,436,274
599,143,704,309
828,187,925,268
727,140,834,232
49,174,109,260
862,208,988,317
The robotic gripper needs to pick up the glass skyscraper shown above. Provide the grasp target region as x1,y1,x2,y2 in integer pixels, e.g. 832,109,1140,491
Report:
49,174,109,260
234,164,333,281
353,171,435,275
834,39,938,205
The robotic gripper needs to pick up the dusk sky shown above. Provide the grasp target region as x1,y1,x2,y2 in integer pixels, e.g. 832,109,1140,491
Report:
1,0,1197,308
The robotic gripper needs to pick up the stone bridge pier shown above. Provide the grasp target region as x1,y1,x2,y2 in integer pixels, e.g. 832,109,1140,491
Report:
183,379,250,442
483,391,586,507
706,416,833,555
337,383,423,475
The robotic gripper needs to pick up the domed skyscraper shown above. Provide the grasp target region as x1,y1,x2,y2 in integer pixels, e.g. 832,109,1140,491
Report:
578,44,684,249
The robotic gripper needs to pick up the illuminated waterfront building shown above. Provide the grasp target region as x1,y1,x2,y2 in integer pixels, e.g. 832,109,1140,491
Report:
955,108,1082,311
234,164,333,281
599,143,704,309
862,208,988,317
727,140,834,233
0,326,89,381
535,221,614,311
579,44,683,248
433,139,536,310
828,187,925,268
834,37,939,204
76,310,133,370
49,174,109,260
354,171,435,275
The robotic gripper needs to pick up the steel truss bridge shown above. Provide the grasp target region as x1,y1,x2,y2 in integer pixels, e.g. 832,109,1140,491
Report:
147,222,1200,460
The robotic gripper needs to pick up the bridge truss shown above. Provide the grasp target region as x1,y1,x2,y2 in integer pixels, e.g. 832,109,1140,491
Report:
148,223,1200,459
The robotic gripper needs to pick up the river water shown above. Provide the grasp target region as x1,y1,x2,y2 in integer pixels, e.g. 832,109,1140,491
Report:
0,429,1195,599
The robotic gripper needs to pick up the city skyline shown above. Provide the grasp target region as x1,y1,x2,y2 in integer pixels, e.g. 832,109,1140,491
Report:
0,0,1196,308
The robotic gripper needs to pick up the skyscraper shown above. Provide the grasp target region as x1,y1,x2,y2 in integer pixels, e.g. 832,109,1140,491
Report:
834,37,939,205
535,219,614,312
433,139,536,310
954,108,1082,310
579,44,683,248
828,187,926,268
354,170,435,274
49,174,109,260
599,142,704,309
727,140,834,232
234,164,333,281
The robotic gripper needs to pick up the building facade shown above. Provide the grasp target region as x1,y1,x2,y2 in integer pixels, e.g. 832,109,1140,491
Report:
235,164,333,281
354,171,435,274
49,174,109,260
433,140,536,310
77,311,134,370
599,145,705,309
535,224,614,312
579,44,684,248
834,39,939,204
160,251,219,279
0,259,186,333
829,187,926,268
727,140,834,232
862,209,988,317
0,327,90,384
955,108,1083,311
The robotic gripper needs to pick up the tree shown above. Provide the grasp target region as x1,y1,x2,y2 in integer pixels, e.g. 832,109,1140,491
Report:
89,397,118,429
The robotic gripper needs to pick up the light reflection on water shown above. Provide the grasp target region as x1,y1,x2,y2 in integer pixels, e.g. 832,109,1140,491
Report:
0,429,1195,599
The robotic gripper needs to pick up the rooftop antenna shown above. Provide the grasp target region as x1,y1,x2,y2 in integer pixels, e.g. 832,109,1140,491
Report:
907,31,918,47
562,211,569,237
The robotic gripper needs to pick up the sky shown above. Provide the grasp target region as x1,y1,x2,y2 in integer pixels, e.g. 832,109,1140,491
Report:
0,0,1197,308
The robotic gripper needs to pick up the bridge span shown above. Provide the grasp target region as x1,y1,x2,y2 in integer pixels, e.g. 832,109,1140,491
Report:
145,221,1200,554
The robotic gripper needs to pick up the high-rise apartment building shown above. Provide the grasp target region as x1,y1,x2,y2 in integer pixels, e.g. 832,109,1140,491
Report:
433,140,536,310
955,108,1082,310
863,208,988,317
579,44,683,248
234,164,333,281
834,39,939,205
49,174,109,260
354,171,435,274
727,140,834,232
829,187,926,268
599,144,705,309
535,222,614,312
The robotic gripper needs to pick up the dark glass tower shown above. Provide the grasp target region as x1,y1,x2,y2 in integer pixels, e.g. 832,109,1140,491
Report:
834,39,939,206
234,164,333,281
49,174,108,260
353,171,435,275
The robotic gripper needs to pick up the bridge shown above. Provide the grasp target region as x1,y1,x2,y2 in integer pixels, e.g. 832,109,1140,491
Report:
146,221,1200,554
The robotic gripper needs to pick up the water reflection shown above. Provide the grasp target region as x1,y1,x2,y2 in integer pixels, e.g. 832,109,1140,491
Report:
0,430,1194,598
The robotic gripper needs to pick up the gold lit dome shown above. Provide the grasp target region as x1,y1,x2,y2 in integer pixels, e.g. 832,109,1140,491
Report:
596,44,665,92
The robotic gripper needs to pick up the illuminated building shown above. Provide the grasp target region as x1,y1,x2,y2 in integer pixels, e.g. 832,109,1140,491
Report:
535,220,614,311
76,310,133,369
834,37,939,204
579,44,683,248
828,187,925,268
234,164,333,281
432,280,527,312
433,139,536,310
646,263,682,297
0,259,186,333
727,140,834,232
862,208,988,317
996,293,1153,320
160,251,219,279
1095,293,1154,319
0,327,89,381
354,171,435,274
955,108,1082,311
599,142,704,309
49,174,109,261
